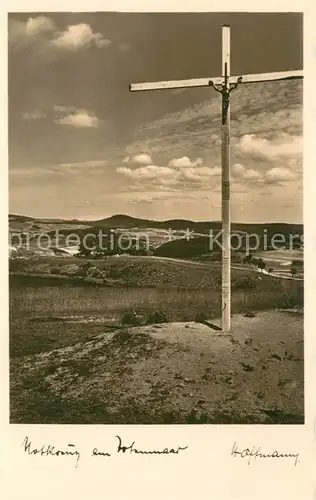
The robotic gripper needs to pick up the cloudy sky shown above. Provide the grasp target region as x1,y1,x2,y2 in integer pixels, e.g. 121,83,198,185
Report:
9,12,303,222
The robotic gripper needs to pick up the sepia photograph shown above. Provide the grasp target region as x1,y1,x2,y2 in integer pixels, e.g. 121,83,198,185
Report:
9,11,304,425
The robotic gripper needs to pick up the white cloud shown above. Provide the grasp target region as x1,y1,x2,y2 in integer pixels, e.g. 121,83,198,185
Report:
53,104,77,113
126,81,302,182
51,24,111,51
25,16,56,36
168,156,203,168
116,163,221,190
9,16,111,56
54,108,100,128
232,163,262,181
179,166,221,181
117,165,175,181
265,167,296,184
22,109,46,121
59,160,107,169
237,134,302,159
9,16,56,43
130,154,153,165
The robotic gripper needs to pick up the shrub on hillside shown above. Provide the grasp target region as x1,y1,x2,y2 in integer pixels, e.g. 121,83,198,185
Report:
9,259,27,272
49,266,61,274
86,266,103,279
277,294,303,309
232,276,257,291
74,262,92,276
60,264,80,276
146,309,169,325
121,310,144,326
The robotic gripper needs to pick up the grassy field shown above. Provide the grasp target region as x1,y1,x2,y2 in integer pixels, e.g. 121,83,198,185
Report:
10,259,302,358
9,255,304,424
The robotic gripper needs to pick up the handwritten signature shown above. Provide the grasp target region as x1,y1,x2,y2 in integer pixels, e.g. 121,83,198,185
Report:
231,441,300,466
22,436,188,467
22,437,300,468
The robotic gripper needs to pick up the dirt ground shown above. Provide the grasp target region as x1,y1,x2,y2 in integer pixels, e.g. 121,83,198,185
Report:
10,310,304,424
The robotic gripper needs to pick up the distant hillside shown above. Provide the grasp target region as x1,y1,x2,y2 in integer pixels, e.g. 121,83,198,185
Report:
154,228,303,259
154,236,213,259
9,214,92,226
9,214,35,222
9,213,303,236
92,214,154,228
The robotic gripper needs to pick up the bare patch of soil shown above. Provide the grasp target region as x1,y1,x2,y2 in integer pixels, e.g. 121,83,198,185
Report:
10,311,303,424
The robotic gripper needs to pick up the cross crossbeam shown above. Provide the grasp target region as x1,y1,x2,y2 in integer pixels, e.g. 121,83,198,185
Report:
129,25,303,333
129,70,303,92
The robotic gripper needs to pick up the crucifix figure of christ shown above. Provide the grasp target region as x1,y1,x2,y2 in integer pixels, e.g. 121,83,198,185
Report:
129,24,303,333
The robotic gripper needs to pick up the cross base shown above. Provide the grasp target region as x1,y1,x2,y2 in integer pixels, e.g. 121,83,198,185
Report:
203,318,228,333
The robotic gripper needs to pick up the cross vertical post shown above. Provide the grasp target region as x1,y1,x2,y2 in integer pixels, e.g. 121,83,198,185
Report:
129,24,303,334
221,25,231,332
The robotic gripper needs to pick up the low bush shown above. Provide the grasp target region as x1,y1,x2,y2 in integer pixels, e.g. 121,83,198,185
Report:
277,293,303,309
232,276,257,291
86,266,103,278
121,310,144,326
243,309,256,318
49,266,61,275
146,309,169,325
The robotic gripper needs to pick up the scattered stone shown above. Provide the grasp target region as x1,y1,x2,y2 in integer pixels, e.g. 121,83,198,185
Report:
270,353,283,362
197,398,207,405
284,350,294,360
244,310,256,318
240,362,254,372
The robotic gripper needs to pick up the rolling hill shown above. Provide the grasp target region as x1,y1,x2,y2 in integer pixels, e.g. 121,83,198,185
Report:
9,213,303,235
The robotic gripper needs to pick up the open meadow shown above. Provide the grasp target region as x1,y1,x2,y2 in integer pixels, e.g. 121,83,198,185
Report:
10,254,303,424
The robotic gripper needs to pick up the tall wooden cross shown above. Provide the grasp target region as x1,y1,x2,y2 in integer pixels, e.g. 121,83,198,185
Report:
129,24,303,333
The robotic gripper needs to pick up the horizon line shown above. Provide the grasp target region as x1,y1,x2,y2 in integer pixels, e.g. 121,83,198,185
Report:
8,212,303,226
